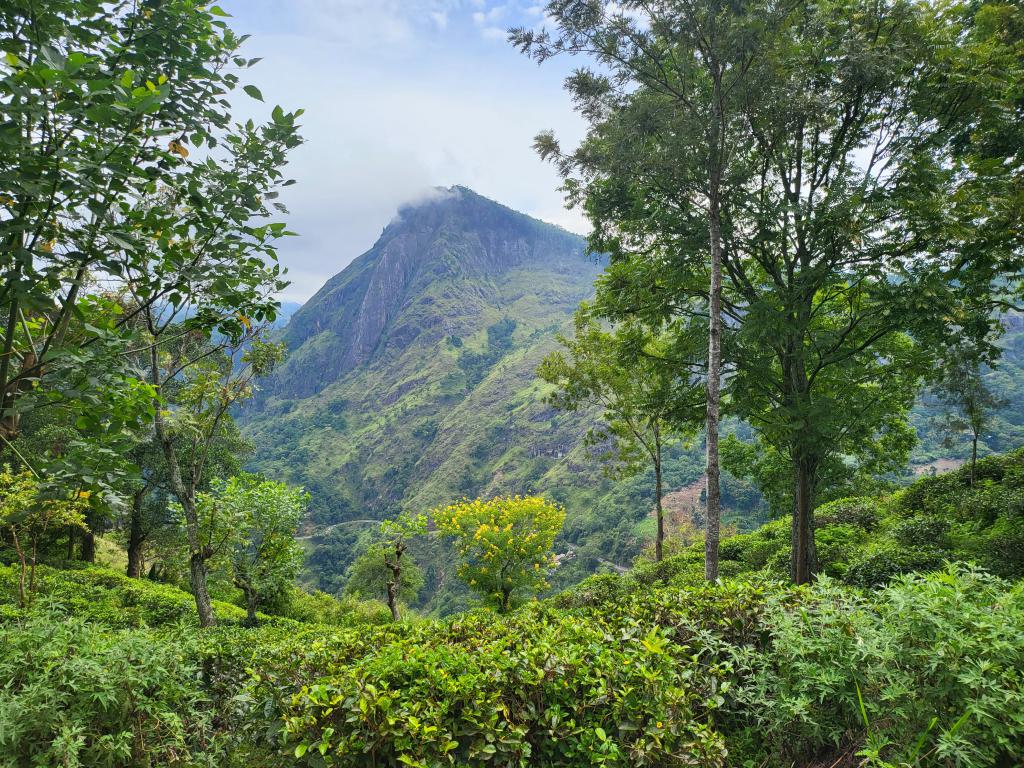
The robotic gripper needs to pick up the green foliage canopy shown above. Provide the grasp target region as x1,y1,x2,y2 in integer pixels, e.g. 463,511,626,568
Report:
435,495,565,611
516,0,1023,583
191,473,307,626
540,310,703,560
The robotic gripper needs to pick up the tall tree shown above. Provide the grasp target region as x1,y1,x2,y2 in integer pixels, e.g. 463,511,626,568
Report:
200,474,308,627
121,408,249,580
149,333,284,626
106,44,300,624
0,2,304,611
539,310,702,561
517,0,1018,583
932,346,1006,486
345,515,427,621
514,0,785,580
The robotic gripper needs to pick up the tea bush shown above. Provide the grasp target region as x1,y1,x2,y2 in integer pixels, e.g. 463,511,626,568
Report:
0,612,220,768
654,449,1024,588
728,566,1024,768
2,565,1022,767
3,453,1024,766
0,563,251,628
274,582,775,767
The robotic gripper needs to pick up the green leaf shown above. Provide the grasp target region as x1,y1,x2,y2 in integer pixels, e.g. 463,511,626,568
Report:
855,680,870,731
294,743,308,758
243,84,263,102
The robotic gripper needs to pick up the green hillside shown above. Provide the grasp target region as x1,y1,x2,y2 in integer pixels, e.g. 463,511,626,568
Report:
239,189,766,601
242,188,598,514
240,189,1024,606
911,319,1024,466
4,455,1023,767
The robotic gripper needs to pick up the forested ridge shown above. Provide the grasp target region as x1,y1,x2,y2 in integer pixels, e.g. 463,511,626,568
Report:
1,0,1023,766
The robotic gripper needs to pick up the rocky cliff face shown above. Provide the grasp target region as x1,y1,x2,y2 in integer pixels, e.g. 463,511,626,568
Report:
240,188,611,529
275,187,588,398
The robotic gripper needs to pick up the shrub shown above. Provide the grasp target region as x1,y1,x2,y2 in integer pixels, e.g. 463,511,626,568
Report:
549,572,631,609
892,516,951,549
814,497,881,531
814,524,872,579
0,563,253,628
275,583,777,767
630,546,705,587
728,566,1024,768
284,587,394,628
964,514,1024,579
844,543,947,588
0,611,220,767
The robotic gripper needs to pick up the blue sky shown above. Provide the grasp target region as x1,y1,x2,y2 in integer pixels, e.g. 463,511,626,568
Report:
217,0,588,301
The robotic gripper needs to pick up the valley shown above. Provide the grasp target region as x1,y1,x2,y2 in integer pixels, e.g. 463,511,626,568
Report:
2,1,1022,765
239,188,766,606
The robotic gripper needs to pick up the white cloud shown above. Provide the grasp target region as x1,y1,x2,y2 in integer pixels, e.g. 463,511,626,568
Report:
472,4,509,24
220,0,589,302
480,26,508,40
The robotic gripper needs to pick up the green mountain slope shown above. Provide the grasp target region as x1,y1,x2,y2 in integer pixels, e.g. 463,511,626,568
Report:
240,188,680,592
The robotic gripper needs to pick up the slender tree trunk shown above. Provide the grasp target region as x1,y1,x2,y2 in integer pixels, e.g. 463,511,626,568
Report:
385,540,406,622
126,489,147,578
79,529,95,563
0,294,20,448
189,551,216,627
150,345,216,627
971,432,978,487
10,526,26,608
705,194,723,582
29,538,36,599
385,579,400,621
791,455,817,585
242,585,259,627
66,526,75,561
126,538,145,578
704,60,726,583
654,454,665,563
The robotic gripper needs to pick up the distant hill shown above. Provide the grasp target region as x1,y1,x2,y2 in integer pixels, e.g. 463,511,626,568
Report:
239,187,756,601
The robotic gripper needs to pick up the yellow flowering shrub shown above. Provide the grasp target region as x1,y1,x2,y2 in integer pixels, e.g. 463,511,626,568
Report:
434,495,565,611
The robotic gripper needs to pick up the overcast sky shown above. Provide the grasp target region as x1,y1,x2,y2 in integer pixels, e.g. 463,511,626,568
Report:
217,0,589,302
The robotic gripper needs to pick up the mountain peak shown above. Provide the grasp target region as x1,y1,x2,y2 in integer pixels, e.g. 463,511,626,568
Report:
271,192,593,397
239,193,605,606
387,185,573,242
